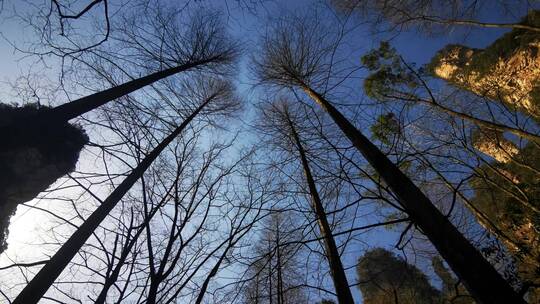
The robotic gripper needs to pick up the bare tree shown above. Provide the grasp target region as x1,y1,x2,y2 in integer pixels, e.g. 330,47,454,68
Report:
240,211,309,304
253,13,524,303
330,0,540,34
12,76,241,304
1,4,239,149
260,101,354,303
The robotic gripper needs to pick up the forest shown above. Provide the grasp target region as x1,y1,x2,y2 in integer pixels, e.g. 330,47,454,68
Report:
0,0,539,303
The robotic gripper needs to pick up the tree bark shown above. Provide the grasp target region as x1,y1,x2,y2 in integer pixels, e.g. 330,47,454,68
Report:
12,96,213,304
285,111,355,304
301,85,525,304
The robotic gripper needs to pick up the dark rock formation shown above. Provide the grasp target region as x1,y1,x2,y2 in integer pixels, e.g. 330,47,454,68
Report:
0,103,88,253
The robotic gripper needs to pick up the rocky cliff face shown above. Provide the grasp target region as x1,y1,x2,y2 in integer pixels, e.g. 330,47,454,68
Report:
469,140,540,302
472,128,519,164
0,104,87,253
428,11,540,121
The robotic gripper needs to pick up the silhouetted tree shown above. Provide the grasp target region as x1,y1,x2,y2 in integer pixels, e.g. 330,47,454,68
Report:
256,100,354,303
253,12,524,303
241,211,309,304
330,0,539,34
12,77,241,304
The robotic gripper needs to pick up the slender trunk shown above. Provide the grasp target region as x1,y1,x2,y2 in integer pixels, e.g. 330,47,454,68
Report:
194,242,233,304
1,57,218,150
285,112,354,304
12,97,213,304
418,16,540,32
255,272,260,304
301,85,525,304
276,221,284,304
269,239,274,304
146,279,159,304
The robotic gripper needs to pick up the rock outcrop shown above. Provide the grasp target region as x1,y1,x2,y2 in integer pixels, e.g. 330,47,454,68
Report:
472,128,519,164
0,103,87,253
428,11,540,121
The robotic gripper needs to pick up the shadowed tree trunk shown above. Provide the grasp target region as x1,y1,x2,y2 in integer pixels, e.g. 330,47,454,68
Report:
300,84,525,304
1,57,219,151
284,109,355,304
12,93,215,304
93,191,170,304
276,221,284,304
94,225,144,304
253,12,523,300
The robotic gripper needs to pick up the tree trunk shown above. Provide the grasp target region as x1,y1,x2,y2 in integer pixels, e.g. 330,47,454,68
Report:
269,239,274,304
1,57,217,151
12,97,213,304
388,92,540,142
94,192,167,304
194,241,234,304
285,112,355,304
276,220,284,304
146,280,159,304
301,85,525,304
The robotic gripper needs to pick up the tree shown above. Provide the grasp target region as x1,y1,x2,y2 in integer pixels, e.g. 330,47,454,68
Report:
432,257,474,304
330,0,539,34
357,248,441,304
362,40,540,300
12,77,240,304
1,5,238,148
0,3,238,254
356,249,475,304
253,13,524,303
241,211,309,304
256,100,355,303
370,112,401,146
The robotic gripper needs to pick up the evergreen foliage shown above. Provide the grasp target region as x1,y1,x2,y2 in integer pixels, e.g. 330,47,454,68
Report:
356,248,442,304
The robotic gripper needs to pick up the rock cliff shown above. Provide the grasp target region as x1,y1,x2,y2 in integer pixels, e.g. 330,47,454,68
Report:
0,103,87,253
428,11,540,121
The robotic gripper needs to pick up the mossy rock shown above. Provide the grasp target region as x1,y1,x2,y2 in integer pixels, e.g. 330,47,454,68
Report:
427,11,540,121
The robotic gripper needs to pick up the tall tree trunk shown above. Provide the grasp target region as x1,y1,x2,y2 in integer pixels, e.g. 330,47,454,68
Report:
276,220,284,304
94,228,143,304
193,248,229,304
269,239,274,304
1,57,217,150
300,85,525,304
146,279,160,304
12,97,213,304
285,112,354,304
